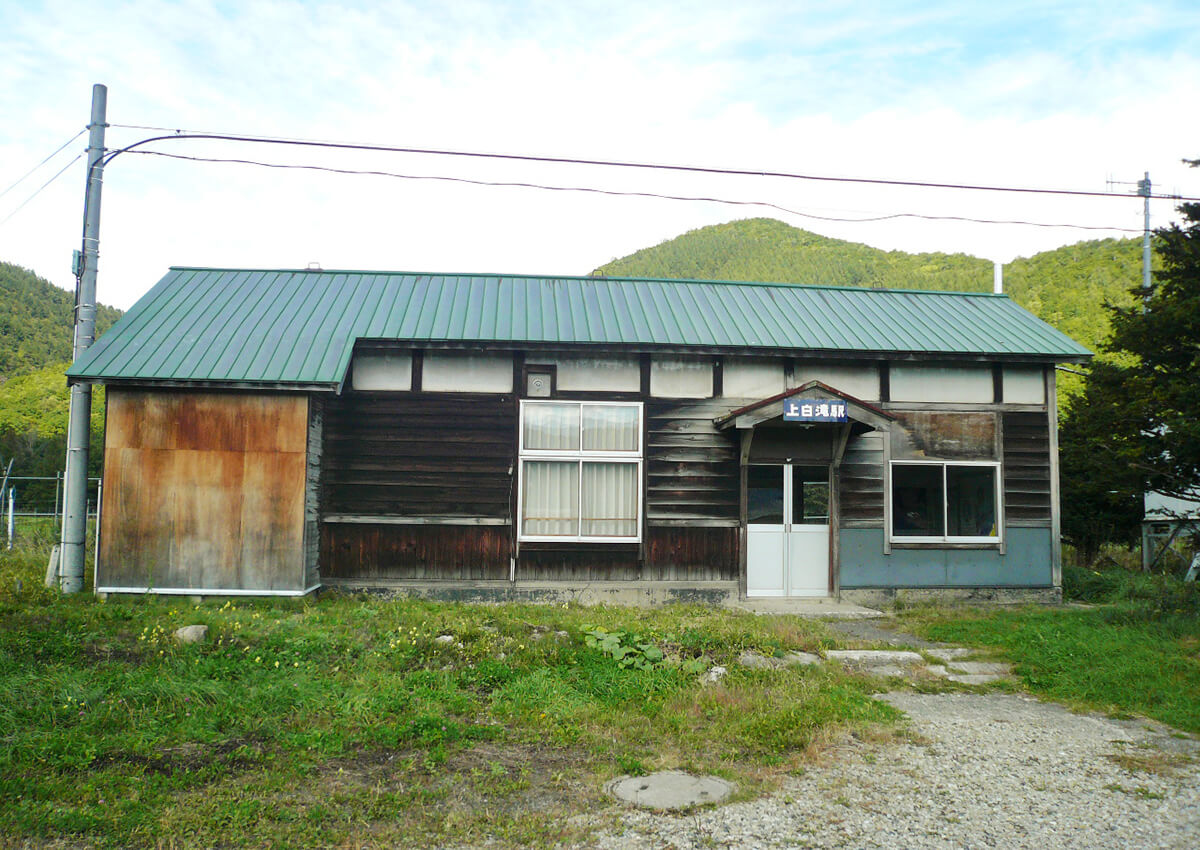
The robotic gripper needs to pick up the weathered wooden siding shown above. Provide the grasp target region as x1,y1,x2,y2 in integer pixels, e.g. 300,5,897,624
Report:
840,430,885,527
644,526,737,580
321,392,515,518
889,412,998,460
320,391,515,579
303,396,324,589
98,389,308,591
1002,411,1053,523
323,524,509,580
645,399,739,524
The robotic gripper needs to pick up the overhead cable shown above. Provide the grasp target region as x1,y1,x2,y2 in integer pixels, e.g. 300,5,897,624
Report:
126,149,1145,233
0,128,87,201
102,130,1197,202
0,153,84,227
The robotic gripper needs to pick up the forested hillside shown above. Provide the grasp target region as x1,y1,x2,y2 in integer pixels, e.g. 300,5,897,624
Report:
0,262,121,382
597,218,992,292
595,218,1144,365
0,263,118,495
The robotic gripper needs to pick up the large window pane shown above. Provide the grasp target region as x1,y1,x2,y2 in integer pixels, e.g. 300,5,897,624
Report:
794,466,829,525
947,465,998,537
582,405,639,452
748,465,784,524
522,461,578,536
892,465,945,537
523,403,579,451
581,462,638,537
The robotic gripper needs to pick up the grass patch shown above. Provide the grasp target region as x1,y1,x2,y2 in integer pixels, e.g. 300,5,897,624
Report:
0,550,897,848
896,568,1200,734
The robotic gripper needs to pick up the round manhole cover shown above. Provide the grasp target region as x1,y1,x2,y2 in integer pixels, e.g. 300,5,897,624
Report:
605,770,735,810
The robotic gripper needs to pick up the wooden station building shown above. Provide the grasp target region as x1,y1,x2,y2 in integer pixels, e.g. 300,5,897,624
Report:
68,268,1090,605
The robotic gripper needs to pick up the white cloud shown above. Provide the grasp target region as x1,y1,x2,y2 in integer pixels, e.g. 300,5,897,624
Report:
0,0,1197,308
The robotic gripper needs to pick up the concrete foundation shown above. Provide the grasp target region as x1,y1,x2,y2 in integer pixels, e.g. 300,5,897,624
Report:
321,579,742,608
841,585,1062,609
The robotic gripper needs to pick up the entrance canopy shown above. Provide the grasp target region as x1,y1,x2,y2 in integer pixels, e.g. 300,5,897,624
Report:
714,381,894,434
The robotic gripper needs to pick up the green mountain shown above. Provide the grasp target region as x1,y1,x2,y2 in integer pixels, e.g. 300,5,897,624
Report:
0,263,118,498
0,261,122,383
594,218,1144,366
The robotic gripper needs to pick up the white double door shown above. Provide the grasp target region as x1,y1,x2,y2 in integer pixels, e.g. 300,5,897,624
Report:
746,464,831,597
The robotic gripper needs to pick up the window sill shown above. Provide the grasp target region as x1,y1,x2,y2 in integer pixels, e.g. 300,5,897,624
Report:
889,541,1002,551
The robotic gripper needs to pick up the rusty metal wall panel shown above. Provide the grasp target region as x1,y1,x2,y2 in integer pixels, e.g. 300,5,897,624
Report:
889,412,998,460
321,524,509,580
98,389,308,591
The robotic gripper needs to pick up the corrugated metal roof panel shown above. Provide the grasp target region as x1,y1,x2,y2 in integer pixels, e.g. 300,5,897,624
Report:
68,268,1093,387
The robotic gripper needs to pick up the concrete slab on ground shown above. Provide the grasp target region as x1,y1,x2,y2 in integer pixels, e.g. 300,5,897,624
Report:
825,649,926,667
734,599,884,619
606,771,735,810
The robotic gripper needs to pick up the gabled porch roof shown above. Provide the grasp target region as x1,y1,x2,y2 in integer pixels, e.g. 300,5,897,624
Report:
713,380,895,432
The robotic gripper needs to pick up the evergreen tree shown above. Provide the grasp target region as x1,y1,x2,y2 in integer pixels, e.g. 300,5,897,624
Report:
1105,188,1200,503
1059,160,1200,563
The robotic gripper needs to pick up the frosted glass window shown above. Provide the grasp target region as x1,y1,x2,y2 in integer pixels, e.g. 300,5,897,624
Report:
582,405,639,451
522,462,579,536
581,463,639,537
523,403,580,451
519,401,642,542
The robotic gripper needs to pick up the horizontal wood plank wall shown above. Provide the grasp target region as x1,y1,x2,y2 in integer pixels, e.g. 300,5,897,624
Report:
644,527,737,580
642,399,740,580
303,396,324,589
840,430,885,528
98,389,308,591
519,545,640,581
322,524,509,580
1002,411,1053,524
644,399,739,524
322,392,515,517
320,391,514,579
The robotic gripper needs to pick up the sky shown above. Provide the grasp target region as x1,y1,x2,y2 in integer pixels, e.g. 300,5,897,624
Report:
1,0,1198,310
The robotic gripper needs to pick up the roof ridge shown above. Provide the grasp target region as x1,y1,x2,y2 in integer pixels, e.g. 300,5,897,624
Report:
165,267,1009,298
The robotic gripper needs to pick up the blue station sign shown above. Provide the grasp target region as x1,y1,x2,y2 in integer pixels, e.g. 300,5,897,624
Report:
784,398,849,423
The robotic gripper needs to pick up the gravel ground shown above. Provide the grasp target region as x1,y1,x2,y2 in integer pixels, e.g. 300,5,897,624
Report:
579,692,1200,849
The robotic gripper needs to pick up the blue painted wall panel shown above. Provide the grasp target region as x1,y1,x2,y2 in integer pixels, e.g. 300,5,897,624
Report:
840,527,1054,587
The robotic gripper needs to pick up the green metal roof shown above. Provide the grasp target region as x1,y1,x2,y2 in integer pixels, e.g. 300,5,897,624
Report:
67,268,1092,388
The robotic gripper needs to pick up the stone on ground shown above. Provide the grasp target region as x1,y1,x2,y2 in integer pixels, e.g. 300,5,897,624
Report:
174,624,208,644
705,665,728,683
925,647,974,662
825,649,924,667
949,661,1012,675
781,650,821,666
606,771,735,810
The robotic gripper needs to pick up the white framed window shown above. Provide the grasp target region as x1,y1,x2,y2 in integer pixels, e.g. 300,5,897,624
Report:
518,400,643,542
889,461,1002,544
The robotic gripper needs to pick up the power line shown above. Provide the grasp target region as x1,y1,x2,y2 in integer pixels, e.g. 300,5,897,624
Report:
126,150,1145,234
0,128,87,201
103,130,1198,202
0,153,84,227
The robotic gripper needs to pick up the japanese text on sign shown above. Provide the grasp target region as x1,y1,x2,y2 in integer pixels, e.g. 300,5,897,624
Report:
783,399,848,422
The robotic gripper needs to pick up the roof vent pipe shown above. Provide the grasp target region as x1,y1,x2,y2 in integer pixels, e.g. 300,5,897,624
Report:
993,261,1003,294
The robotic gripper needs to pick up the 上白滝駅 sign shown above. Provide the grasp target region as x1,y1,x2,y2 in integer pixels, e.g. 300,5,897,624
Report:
784,399,848,422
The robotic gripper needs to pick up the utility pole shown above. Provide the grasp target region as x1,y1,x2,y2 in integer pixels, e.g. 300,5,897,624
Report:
60,83,107,593
1138,171,1152,310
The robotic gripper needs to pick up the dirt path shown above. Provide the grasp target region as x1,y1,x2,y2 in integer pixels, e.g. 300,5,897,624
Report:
580,692,1200,849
